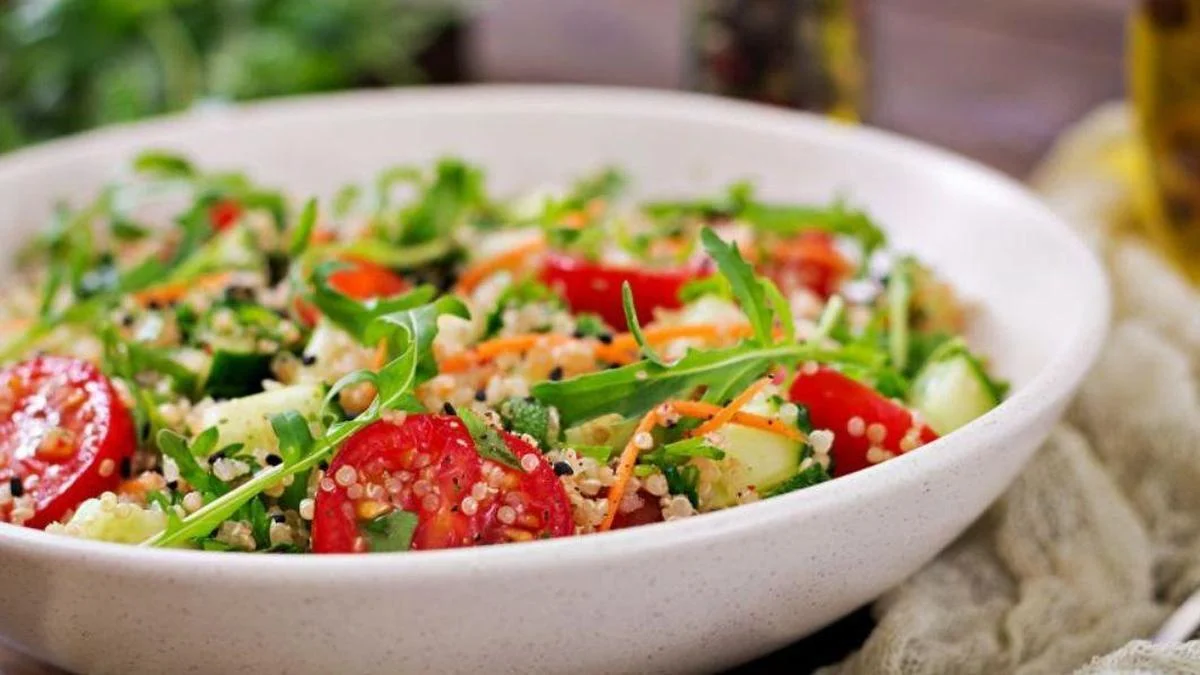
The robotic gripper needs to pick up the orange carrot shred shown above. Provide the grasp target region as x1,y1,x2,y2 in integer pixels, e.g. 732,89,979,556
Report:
598,407,660,532
669,400,805,442
133,271,233,307
689,377,771,438
454,239,547,295
437,334,572,374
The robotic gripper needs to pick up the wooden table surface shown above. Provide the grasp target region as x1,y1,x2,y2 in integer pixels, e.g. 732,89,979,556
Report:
1,2,1130,673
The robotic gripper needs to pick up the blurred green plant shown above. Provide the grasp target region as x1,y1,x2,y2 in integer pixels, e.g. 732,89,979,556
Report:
0,0,462,152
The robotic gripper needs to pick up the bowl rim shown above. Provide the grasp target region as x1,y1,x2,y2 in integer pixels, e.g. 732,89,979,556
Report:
0,85,1111,576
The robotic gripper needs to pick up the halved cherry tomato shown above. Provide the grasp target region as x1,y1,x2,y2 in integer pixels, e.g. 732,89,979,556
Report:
312,414,573,552
763,231,850,298
294,259,409,327
789,367,938,477
208,199,243,232
0,356,136,528
540,252,706,331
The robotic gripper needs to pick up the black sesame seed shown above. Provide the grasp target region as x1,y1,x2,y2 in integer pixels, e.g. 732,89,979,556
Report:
147,300,163,311
166,480,179,491
121,314,135,328
450,505,459,513
525,396,535,403
548,366,564,382
271,514,286,523
265,454,283,466
552,461,574,477
571,329,586,339
119,456,132,479
442,402,457,416
301,354,317,366
598,333,614,345
8,477,23,498
318,460,329,471
474,389,487,402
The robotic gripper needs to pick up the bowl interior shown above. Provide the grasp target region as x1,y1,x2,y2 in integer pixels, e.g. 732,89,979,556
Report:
0,88,1099,397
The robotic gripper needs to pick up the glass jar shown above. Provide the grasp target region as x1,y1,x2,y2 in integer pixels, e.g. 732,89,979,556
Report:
686,0,868,122
1129,0,1200,282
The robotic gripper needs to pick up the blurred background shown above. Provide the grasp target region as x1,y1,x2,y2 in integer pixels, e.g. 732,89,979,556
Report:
0,0,1128,177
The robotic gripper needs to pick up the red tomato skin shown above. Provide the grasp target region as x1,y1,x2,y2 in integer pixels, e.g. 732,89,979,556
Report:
765,231,850,298
208,200,243,232
539,253,703,331
788,367,938,477
312,415,572,553
0,356,136,528
294,260,409,327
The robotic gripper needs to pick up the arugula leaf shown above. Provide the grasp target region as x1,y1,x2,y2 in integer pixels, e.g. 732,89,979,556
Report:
761,277,795,344
333,184,362,218
679,275,732,303
133,150,196,179
458,408,522,471
361,510,419,553
535,341,872,428
700,228,772,345
329,237,456,270
398,159,487,245
288,198,318,258
268,411,317,508
157,428,225,497
562,167,627,211
572,445,615,463
622,282,666,366
111,218,150,241
307,260,437,342
498,397,554,450
645,184,886,255
365,295,470,381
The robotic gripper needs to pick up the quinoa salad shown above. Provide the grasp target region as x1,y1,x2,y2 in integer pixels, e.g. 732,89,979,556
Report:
0,153,1005,553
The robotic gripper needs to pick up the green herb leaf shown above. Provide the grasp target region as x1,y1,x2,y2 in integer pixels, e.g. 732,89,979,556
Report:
700,228,772,345
535,341,872,428
288,198,318,258
204,350,272,399
268,411,315,465
365,295,470,381
361,510,419,553
458,408,522,471
888,257,915,372
622,282,666,366
308,260,438,343
678,275,732,303
133,150,196,179
664,464,702,508
761,277,795,344
157,428,225,497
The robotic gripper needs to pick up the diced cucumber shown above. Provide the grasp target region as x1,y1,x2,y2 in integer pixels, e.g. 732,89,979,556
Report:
706,423,803,507
194,383,325,455
48,496,167,544
908,351,999,435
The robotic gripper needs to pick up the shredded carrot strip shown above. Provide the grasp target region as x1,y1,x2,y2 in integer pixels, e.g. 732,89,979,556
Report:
668,400,805,442
454,239,547,295
594,323,754,364
689,377,772,438
438,334,572,374
133,271,232,307
598,407,660,532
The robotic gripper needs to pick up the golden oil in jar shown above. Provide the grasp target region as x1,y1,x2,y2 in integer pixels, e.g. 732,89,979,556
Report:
1129,0,1200,282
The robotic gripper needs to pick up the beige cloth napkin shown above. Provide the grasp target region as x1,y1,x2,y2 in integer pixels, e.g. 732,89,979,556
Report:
827,103,1200,674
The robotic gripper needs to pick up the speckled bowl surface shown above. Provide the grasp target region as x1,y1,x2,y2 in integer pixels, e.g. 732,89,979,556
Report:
0,87,1108,675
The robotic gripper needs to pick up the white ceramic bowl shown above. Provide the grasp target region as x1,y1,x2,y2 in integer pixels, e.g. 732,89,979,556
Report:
0,87,1108,675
